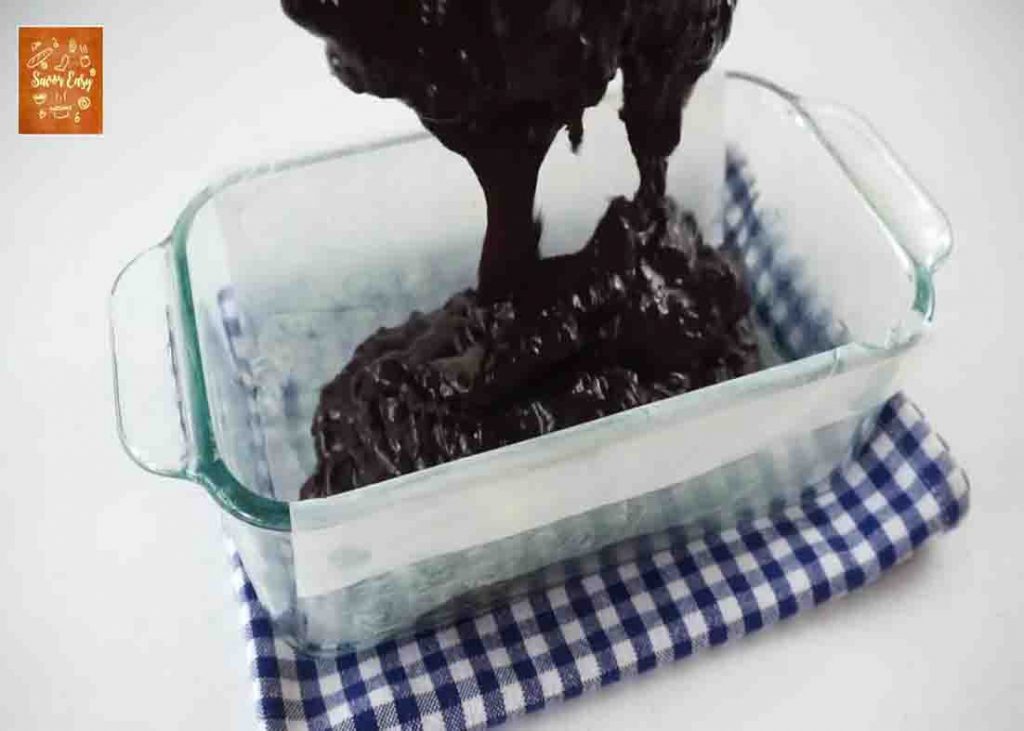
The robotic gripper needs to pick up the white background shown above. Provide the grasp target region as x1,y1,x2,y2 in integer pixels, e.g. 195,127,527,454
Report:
1,1,1022,729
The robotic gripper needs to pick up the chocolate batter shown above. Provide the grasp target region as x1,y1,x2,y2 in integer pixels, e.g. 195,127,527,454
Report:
281,0,756,499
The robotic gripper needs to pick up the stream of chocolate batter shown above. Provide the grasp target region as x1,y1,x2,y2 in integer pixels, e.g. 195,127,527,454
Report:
282,1,756,499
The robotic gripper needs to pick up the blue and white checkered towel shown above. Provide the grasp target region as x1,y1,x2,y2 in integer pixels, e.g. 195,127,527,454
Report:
231,393,968,730
223,151,967,729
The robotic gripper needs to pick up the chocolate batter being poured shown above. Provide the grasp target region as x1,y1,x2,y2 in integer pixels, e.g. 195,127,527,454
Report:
282,0,758,499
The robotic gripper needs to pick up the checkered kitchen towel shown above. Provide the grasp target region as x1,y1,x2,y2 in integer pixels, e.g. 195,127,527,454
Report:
232,395,968,730
224,151,969,729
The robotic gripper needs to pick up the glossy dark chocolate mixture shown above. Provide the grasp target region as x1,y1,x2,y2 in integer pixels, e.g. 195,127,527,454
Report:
281,0,757,499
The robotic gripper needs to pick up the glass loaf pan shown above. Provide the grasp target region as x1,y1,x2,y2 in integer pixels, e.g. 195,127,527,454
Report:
110,73,951,654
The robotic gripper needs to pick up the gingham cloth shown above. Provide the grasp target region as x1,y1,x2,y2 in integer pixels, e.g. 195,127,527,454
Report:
224,153,969,730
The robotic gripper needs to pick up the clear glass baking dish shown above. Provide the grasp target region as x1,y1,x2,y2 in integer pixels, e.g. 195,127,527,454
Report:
110,72,951,655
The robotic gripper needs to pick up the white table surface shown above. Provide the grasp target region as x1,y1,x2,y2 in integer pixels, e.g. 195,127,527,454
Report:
2,1,1022,728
